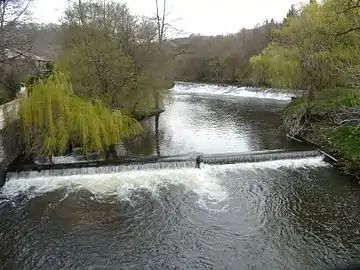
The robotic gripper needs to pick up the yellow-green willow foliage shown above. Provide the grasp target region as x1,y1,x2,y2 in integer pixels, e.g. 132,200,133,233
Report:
250,0,360,90
17,70,143,157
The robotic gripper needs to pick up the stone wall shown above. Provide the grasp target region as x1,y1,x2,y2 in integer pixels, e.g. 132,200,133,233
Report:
0,120,20,187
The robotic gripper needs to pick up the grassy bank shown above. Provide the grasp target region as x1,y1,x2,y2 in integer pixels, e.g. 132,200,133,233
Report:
284,88,360,172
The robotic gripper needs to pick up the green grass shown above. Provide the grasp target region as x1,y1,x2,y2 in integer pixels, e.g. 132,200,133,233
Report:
312,125,360,168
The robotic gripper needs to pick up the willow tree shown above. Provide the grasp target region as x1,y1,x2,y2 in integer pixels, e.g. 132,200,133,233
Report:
15,69,143,158
251,0,360,91
249,0,360,135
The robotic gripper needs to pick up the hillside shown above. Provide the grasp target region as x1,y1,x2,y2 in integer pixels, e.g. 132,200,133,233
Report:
25,21,278,87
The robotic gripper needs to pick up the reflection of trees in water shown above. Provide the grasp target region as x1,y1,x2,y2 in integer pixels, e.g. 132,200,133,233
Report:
120,96,304,157
187,96,289,150
122,115,167,157
182,97,238,131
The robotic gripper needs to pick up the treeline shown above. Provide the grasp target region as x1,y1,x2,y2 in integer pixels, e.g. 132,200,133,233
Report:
1,0,175,117
172,21,278,85
56,1,175,117
250,0,360,92
248,0,360,168
250,0,360,132
1,0,178,157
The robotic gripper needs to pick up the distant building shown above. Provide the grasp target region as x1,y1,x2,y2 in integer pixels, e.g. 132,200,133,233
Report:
3,48,49,68
2,48,50,97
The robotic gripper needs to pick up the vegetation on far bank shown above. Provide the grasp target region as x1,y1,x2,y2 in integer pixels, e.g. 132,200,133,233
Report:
1,0,174,112
18,68,143,157
285,88,360,169
2,0,360,168
1,0,175,157
249,0,360,169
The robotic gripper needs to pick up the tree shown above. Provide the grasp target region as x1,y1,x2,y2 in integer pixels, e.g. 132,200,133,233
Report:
15,67,143,158
252,1,344,91
155,0,166,44
172,21,276,84
282,4,298,24
250,0,360,136
57,0,173,117
152,0,173,109
0,0,35,104
0,0,34,63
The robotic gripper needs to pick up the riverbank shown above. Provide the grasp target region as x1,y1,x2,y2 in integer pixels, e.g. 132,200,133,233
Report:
284,88,360,179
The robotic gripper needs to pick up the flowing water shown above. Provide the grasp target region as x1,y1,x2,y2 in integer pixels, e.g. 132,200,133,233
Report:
1,83,360,269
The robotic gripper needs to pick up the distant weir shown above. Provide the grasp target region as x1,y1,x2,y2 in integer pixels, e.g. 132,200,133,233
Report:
5,149,324,180
171,82,295,101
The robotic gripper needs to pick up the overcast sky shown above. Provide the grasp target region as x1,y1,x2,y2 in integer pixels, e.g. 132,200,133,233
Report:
31,0,302,36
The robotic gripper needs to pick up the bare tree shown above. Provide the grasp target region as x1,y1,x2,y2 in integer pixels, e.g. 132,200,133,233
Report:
155,0,166,45
0,0,34,64
0,0,35,103
59,0,173,116
153,0,169,109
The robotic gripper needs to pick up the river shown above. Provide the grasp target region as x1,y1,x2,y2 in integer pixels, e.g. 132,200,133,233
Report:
0,83,360,269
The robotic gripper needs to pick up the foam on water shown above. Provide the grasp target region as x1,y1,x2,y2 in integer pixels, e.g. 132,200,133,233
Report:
172,82,295,101
1,157,329,203
2,167,227,204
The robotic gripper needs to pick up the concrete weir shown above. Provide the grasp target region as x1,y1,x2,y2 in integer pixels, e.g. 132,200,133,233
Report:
200,149,321,165
3,149,324,182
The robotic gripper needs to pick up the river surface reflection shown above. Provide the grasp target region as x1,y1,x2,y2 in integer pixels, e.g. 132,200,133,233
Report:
0,83,359,269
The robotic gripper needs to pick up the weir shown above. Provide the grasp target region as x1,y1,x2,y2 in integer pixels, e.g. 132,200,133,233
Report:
4,149,324,181
201,150,321,165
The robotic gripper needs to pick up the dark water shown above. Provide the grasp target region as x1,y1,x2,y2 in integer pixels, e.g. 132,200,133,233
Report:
1,83,360,269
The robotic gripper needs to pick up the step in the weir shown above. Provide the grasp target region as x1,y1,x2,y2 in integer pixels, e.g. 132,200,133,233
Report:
200,150,321,165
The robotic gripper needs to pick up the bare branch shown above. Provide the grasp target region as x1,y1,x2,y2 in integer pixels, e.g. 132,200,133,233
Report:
336,27,360,38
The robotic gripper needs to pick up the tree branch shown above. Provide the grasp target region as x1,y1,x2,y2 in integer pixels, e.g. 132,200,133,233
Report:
343,0,360,13
336,27,360,38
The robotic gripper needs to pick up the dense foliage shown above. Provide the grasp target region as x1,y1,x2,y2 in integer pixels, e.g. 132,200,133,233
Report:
249,0,360,168
250,0,360,91
57,1,173,116
17,69,143,157
172,21,277,85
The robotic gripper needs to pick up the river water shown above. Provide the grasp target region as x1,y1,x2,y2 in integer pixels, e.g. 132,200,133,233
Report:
1,83,360,269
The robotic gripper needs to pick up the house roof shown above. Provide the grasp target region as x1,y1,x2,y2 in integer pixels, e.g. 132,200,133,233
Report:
4,48,49,62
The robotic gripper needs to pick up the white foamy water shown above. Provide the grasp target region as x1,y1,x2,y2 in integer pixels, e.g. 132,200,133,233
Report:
172,83,295,101
1,157,329,202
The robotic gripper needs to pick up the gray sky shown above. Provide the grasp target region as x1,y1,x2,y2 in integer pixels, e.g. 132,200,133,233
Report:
31,0,302,36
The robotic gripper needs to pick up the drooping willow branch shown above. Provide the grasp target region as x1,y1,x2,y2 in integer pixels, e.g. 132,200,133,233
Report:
14,69,143,157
